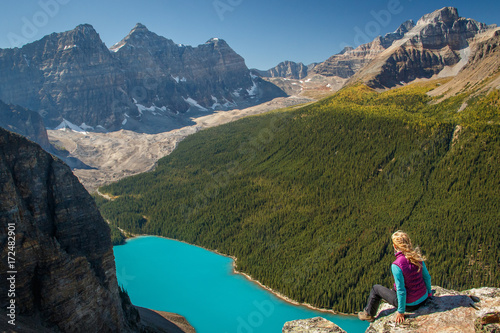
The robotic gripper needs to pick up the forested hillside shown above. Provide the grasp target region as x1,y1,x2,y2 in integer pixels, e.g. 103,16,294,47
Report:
97,82,500,313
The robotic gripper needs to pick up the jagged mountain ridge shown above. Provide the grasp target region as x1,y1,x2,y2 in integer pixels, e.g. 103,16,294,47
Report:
311,20,417,79
348,7,496,88
253,60,318,80
0,23,286,133
256,7,497,92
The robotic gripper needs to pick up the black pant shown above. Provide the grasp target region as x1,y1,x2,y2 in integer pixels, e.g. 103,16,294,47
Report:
364,284,426,316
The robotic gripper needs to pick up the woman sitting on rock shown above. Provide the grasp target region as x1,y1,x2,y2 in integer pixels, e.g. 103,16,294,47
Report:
358,230,432,324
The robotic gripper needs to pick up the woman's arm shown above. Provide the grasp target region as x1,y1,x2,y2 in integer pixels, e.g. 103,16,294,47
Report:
391,264,406,313
422,262,432,296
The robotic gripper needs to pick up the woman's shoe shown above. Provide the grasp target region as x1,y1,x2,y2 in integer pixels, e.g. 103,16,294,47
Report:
358,310,375,322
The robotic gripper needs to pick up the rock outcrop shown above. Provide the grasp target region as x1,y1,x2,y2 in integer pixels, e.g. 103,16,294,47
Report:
429,27,500,99
0,100,50,150
0,23,286,133
366,286,500,333
310,21,415,79
0,100,93,170
282,317,347,333
282,287,500,333
349,7,496,88
0,127,138,332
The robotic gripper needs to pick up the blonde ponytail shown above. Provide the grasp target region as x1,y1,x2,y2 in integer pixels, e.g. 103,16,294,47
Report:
392,230,426,270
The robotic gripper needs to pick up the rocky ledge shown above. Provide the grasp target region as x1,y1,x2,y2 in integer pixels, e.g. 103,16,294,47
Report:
282,316,347,332
282,286,500,333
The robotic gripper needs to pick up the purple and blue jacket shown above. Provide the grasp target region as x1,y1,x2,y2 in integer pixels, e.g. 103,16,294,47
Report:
392,251,432,313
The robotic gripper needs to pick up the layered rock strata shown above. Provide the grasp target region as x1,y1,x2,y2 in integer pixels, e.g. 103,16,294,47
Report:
0,23,285,133
0,127,136,332
349,7,496,88
0,100,50,150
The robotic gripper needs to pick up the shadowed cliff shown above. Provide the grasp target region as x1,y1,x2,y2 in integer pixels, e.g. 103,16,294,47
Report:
0,127,138,332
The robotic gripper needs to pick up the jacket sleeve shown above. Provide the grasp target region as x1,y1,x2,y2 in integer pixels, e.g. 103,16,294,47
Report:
422,262,432,296
391,264,406,313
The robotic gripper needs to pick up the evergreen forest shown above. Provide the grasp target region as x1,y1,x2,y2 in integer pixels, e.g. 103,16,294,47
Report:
97,82,500,313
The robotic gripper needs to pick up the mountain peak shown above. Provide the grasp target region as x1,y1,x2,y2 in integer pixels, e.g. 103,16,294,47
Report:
417,7,459,26
205,37,228,46
131,23,149,33
338,46,354,55
70,23,99,37
395,20,416,34
110,23,166,52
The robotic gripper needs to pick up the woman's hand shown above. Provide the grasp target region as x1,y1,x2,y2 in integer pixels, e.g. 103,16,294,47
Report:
395,312,405,324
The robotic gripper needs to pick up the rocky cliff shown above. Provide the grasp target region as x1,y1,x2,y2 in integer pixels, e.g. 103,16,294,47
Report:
349,7,496,88
282,287,500,333
429,27,500,99
0,23,286,133
0,127,138,332
0,100,50,150
311,20,416,79
254,60,317,80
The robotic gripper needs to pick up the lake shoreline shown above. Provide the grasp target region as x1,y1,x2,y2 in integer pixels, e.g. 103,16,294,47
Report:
119,233,356,318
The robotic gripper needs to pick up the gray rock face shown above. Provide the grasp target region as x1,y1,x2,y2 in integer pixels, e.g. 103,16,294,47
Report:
281,287,500,333
309,20,417,79
256,61,312,80
365,286,500,333
0,23,285,133
313,7,494,89
379,20,416,48
310,21,417,79
349,7,496,88
282,317,347,333
0,127,137,332
0,100,50,149
312,38,387,78
0,24,121,129
412,7,490,50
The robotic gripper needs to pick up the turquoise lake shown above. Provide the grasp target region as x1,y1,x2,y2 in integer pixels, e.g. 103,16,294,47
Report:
113,236,369,333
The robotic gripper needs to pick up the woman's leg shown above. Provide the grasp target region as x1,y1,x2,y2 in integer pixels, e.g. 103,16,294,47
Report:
364,284,398,316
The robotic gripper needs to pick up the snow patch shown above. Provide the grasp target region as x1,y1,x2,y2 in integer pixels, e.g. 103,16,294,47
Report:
80,123,94,130
222,98,236,108
437,46,471,78
232,88,243,98
55,119,87,134
211,96,221,109
136,103,169,116
183,97,208,111
22,54,30,67
63,44,77,50
247,80,258,96
111,43,125,52
171,75,186,83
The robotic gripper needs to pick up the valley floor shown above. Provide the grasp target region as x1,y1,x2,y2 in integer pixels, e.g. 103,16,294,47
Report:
48,96,313,192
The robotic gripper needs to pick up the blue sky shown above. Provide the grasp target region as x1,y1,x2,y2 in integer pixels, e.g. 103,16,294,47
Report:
1,0,499,70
